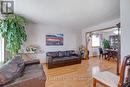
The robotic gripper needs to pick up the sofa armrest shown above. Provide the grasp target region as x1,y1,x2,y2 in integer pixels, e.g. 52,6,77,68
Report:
24,59,40,66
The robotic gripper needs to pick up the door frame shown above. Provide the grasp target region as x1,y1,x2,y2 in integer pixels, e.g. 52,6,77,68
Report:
85,23,121,75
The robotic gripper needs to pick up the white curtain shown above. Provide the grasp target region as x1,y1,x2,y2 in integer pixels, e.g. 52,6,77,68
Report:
0,38,4,63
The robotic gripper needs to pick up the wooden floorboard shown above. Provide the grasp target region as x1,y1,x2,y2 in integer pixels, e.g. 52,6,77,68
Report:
43,57,117,87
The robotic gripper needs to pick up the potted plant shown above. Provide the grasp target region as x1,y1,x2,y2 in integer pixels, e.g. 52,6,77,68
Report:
102,39,110,49
0,14,27,60
79,45,86,59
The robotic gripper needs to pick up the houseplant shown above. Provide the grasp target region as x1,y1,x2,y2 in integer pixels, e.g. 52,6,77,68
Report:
0,14,27,59
79,45,86,59
102,39,110,49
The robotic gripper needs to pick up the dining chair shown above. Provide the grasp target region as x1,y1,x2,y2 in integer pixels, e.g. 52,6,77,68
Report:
93,55,130,87
99,48,103,58
99,48,108,59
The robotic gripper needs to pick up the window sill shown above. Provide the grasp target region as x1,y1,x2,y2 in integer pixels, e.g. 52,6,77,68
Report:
92,46,100,48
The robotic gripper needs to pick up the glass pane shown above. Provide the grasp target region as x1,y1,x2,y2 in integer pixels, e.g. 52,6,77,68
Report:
92,35,100,47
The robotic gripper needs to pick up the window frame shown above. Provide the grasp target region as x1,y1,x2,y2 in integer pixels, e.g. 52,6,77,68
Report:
0,37,4,63
91,34,101,48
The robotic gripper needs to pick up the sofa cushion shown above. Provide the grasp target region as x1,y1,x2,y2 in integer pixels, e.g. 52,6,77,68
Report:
9,56,24,65
47,50,77,58
0,66,15,86
68,50,75,56
0,56,25,86
59,51,66,57
52,58,64,62
8,56,25,77
65,51,70,57
47,52,59,58
53,57,79,62
71,53,79,57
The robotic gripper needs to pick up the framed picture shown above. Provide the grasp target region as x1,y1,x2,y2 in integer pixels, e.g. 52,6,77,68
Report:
46,34,63,46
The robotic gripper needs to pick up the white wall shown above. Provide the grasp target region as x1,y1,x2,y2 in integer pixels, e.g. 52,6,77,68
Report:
24,24,82,63
120,0,130,61
102,31,116,40
82,19,120,57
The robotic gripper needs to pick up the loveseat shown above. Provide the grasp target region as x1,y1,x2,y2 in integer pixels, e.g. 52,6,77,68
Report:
0,56,46,87
47,50,81,69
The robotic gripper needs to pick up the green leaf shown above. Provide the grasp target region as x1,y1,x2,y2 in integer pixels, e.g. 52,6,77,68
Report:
0,14,27,58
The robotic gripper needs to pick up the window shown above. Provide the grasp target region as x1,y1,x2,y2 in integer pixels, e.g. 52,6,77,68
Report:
0,37,4,63
92,34,100,47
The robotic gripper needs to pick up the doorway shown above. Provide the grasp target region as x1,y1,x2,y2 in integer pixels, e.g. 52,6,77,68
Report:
85,23,121,75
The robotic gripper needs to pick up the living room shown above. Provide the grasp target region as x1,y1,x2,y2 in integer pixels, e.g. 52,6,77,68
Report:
0,0,130,87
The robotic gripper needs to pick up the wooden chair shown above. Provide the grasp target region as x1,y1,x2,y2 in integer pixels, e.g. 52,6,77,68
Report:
93,55,130,87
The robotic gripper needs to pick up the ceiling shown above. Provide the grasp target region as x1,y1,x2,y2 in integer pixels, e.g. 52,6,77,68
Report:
14,0,120,29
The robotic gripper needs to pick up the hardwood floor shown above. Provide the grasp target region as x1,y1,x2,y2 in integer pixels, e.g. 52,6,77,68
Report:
43,57,117,87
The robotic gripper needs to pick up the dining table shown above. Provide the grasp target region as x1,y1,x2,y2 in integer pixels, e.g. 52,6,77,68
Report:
105,49,118,60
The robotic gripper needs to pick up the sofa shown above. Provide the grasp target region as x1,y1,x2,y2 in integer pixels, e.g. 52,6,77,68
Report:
0,56,46,87
47,50,81,69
